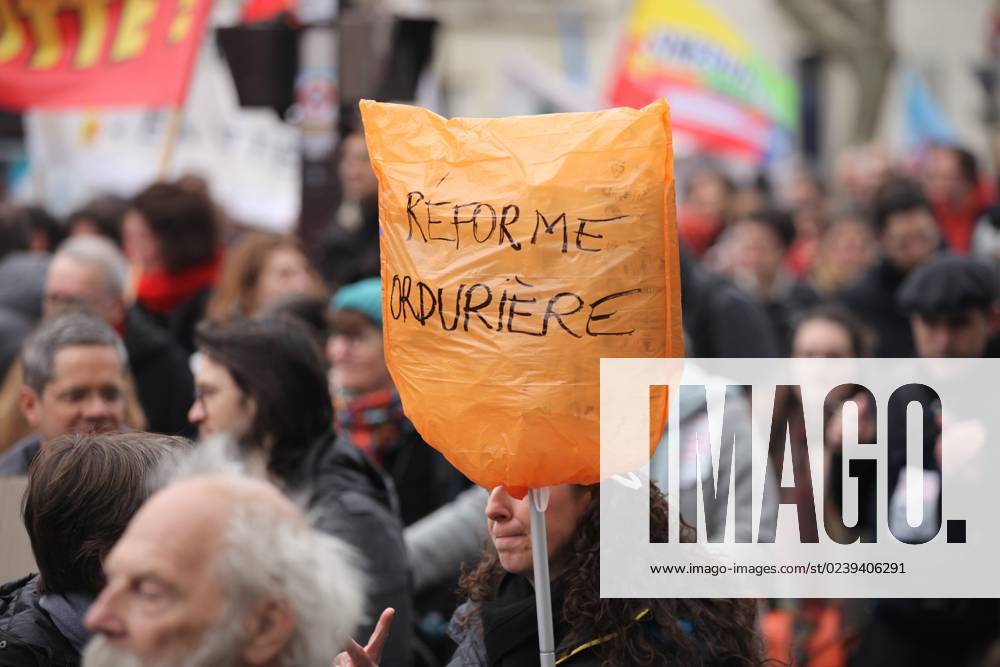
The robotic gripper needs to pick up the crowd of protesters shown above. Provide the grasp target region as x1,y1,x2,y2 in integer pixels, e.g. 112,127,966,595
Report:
677,140,1000,666
0,127,997,667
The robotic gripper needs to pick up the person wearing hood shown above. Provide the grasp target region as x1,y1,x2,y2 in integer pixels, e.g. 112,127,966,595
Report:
0,432,187,667
188,315,413,666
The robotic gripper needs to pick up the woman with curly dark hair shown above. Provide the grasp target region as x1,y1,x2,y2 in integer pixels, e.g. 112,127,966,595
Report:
446,483,763,666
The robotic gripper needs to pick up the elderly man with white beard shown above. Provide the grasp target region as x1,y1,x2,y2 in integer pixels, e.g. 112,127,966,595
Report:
81,473,367,667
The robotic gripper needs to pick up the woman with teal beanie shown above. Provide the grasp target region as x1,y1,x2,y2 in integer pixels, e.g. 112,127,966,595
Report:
328,277,470,663
328,277,469,527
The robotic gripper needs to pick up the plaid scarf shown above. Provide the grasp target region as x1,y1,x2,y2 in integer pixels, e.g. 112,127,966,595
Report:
334,388,414,465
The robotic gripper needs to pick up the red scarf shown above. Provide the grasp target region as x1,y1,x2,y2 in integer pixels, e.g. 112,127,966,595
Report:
135,255,221,315
931,184,991,254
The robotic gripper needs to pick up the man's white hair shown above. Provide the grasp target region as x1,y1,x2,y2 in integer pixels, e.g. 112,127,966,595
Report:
156,436,367,667
82,503,364,667
152,434,252,489
216,501,365,667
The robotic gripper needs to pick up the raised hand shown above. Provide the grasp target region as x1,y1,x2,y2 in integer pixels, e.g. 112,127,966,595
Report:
332,608,395,667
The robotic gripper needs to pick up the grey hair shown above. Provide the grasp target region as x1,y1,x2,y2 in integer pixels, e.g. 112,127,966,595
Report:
153,437,366,666
153,434,255,488
21,313,128,393
55,235,128,301
217,505,367,667
152,435,312,502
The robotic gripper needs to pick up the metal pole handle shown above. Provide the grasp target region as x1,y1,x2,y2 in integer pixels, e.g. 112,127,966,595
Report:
529,487,557,667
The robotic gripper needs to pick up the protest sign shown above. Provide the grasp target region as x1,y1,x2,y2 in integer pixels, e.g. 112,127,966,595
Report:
0,0,212,110
361,99,684,493
20,41,300,231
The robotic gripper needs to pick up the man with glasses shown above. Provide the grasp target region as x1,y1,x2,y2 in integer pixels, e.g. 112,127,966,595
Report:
44,236,194,436
0,236,193,453
0,313,128,474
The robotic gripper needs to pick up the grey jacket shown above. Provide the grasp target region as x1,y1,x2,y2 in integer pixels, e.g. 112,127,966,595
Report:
294,431,413,666
405,485,488,594
0,435,40,476
649,363,778,542
445,601,487,667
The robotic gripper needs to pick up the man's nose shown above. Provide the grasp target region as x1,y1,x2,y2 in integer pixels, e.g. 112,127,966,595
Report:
84,588,126,638
83,394,116,419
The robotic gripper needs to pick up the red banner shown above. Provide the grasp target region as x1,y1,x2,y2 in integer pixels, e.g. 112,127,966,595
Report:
0,0,212,110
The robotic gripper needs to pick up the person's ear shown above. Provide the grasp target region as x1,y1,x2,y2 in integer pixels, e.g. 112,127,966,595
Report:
241,597,297,665
19,385,42,428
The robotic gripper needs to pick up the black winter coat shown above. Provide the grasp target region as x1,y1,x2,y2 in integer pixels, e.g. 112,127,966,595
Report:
0,576,77,667
680,250,779,358
293,431,414,667
380,426,469,530
122,308,195,438
837,258,917,358
130,286,210,356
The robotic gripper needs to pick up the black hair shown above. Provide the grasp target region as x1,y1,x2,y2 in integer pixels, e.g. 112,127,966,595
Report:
873,179,934,234
931,143,979,186
194,316,332,481
0,204,31,261
131,181,219,272
954,146,979,186
67,195,130,246
739,208,796,249
258,293,332,357
23,206,63,253
898,255,998,317
793,303,876,357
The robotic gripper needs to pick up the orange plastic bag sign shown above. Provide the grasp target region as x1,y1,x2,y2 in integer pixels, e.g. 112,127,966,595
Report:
360,99,683,493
